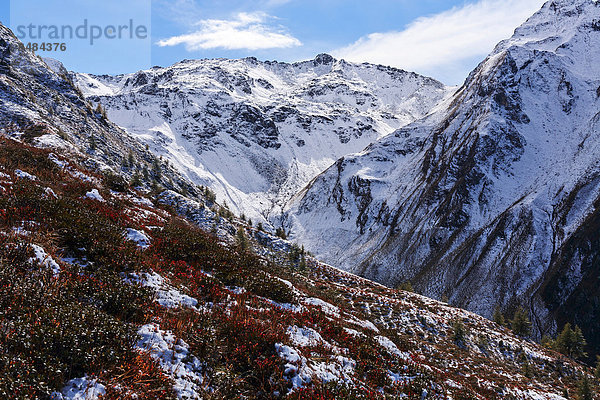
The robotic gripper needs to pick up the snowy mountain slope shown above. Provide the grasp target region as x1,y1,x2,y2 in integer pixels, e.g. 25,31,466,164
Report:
0,133,593,399
73,55,452,224
284,0,600,354
0,24,196,198
0,20,597,400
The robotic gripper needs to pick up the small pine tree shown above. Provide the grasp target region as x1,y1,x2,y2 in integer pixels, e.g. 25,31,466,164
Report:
130,172,142,188
247,219,252,227
204,187,217,203
577,374,593,400
518,353,533,379
288,243,302,264
595,355,600,379
299,253,307,270
89,133,97,151
541,335,554,349
236,227,248,251
493,306,506,327
257,222,264,232
152,157,162,182
275,227,287,240
151,179,162,193
451,319,467,346
476,334,489,352
397,281,414,293
572,325,588,359
128,151,135,167
142,165,149,181
521,359,533,379
511,307,531,337
555,323,587,359
180,184,189,197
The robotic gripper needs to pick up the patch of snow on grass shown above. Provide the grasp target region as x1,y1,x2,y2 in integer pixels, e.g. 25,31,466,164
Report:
126,272,200,310
84,189,105,202
44,187,58,198
124,228,151,249
343,327,364,337
34,134,74,151
49,155,98,184
48,153,68,168
303,297,340,317
275,344,311,389
265,299,305,313
29,244,61,275
376,336,410,360
505,387,567,400
137,324,204,399
132,196,154,207
349,316,379,333
275,340,356,391
288,325,328,348
14,169,37,180
54,376,106,400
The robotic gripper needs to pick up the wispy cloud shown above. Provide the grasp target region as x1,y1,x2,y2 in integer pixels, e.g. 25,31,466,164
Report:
153,0,204,26
157,12,302,51
333,0,545,84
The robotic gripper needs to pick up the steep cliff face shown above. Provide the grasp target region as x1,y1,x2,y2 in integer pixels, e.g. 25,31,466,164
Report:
285,0,600,353
73,56,451,224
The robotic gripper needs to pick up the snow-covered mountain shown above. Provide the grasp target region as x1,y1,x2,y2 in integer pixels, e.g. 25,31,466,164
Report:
2,21,593,398
0,24,196,197
2,130,590,399
74,55,451,223
284,0,600,353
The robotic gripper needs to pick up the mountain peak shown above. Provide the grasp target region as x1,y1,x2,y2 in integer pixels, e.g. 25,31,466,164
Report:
503,0,600,48
313,53,336,65
485,0,600,79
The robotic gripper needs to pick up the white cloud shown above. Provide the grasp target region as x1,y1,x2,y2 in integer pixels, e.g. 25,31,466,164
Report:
157,12,302,51
333,0,546,84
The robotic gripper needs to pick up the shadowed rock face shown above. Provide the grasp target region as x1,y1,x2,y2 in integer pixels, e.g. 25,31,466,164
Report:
284,0,600,357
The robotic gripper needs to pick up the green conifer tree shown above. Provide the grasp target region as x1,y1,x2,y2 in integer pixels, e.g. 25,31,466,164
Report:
493,306,506,326
152,157,162,182
130,172,142,188
577,374,593,400
555,323,587,359
511,307,531,337
398,281,414,293
236,227,248,251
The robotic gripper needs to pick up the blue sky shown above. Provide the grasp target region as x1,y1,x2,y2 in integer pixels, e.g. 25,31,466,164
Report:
1,0,545,84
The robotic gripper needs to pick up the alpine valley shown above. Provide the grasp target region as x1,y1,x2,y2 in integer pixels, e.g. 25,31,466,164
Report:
76,0,600,355
0,0,600,399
